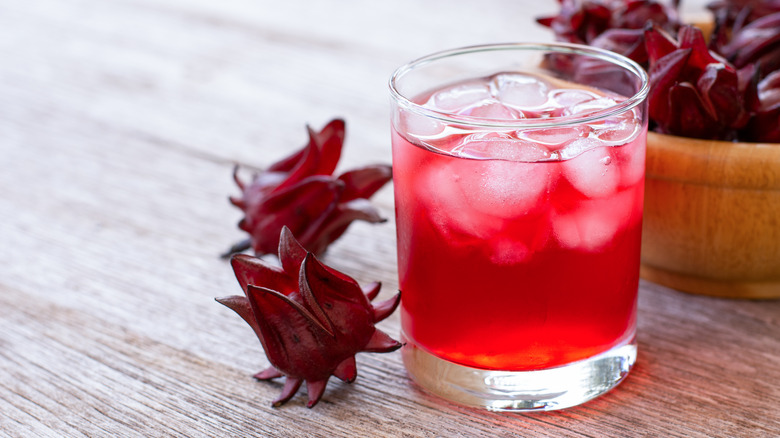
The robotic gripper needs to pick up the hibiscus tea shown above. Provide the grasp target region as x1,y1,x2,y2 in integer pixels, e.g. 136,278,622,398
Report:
389,44,649,411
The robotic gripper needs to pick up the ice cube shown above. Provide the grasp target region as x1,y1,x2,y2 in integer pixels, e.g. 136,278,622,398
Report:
549,88,600,108
552,188,637,251
592,110,640,145
417,150,555,257
458,100,520,120
563,96,618,116
492,73,551,109
468,158,552,219
612,130,646,187
424,135,553,226
428,81,492,112
399,109,444,139
553,205,616,251
454,132,552,162
517,125,590,149
558,136,600,160
561,144,620,198
419,162,505,240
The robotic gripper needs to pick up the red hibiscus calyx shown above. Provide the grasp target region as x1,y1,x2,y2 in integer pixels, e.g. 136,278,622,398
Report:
224,119,392,258
744,70,780,142
645,25,749,139
710,7,780,78
707,0,780,37
216,227,402,408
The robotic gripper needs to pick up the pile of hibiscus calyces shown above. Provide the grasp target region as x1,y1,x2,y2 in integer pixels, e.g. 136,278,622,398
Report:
538,0,780,142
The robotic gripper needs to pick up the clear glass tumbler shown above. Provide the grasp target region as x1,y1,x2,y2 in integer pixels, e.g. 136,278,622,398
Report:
389,43,649,411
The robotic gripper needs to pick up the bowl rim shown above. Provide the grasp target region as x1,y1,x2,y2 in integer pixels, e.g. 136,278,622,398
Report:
645,131,780,190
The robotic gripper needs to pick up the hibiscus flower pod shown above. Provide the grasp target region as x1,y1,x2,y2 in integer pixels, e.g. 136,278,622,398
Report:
744,70,780,142
647,41,691,129
537,0,619,44
708,0,780,34
718,11,780,77
216,227,402,408
225,119,392,258
616,0,680,30
664,82,720,138
645,25,748,139
697,62,748,128
590,27,648,65
267,119,344,178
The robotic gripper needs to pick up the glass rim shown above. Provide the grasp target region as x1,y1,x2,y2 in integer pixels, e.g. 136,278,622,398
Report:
388,42,650,129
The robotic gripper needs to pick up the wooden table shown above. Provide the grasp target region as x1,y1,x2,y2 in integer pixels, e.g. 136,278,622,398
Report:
1,0,778,436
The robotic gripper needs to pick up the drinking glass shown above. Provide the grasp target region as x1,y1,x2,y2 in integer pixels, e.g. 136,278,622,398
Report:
389,43,649,411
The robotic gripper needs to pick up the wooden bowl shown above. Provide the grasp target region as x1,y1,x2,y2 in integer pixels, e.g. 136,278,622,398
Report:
640,132,780,299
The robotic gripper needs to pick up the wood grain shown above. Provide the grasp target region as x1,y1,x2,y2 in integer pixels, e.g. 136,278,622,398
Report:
642,133,780,298
1,0,777,437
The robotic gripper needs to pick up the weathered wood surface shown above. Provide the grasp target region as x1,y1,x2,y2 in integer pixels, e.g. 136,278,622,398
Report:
1,0,777,437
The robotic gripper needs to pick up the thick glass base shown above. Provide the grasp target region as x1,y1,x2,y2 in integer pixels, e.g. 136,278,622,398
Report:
401,335,637,412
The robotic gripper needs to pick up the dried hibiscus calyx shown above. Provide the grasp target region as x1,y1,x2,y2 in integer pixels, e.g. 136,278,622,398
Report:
707,0,780,33
645,25,749,139
744,70,780,142
225,119,392,258
216,227,402,408
537,0,680,46
589,27,649,65
710,9,780,78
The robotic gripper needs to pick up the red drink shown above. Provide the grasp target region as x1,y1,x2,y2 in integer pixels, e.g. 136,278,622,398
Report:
392,72,645,371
